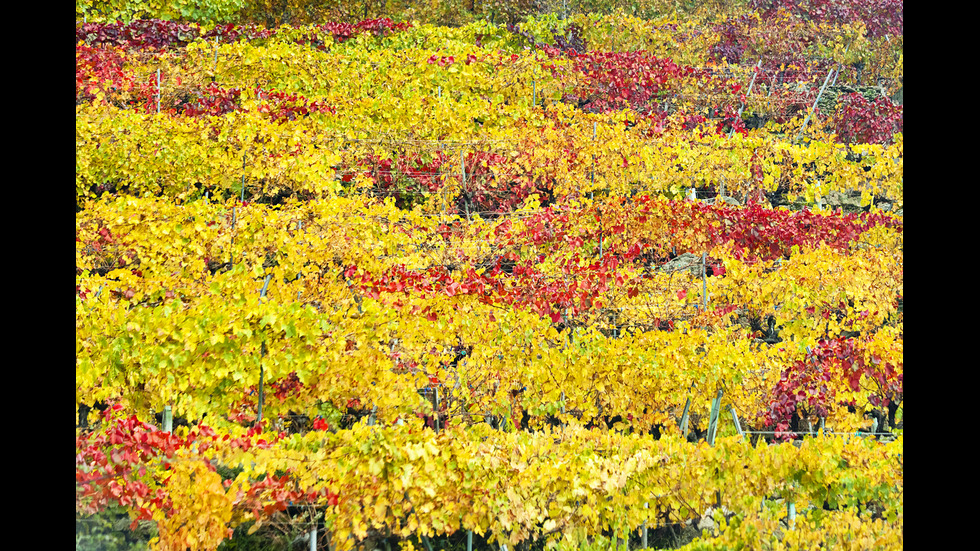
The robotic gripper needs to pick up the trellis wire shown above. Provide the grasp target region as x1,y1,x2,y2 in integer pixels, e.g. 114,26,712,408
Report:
738,430,896,437
100,120,896,156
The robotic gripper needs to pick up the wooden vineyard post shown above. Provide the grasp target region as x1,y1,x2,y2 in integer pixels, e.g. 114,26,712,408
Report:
295,220,304,301
561,390,566,431
461,149,470,221
830,45,850,88
641,501,649,548
256,274,272,427
707,388,724,508
706,388,723,444
795,68,836,143
162,405,173,433
591,121,596,188
679,395,692,439
560,310,573,431
434,387,440,434
229,153,247,268
592,122,603,257
729,60,763,139
702,253,708,311
256,340,266,427
729,405,744,441
805,346,826,432
78,403,90,429
230,200,237,265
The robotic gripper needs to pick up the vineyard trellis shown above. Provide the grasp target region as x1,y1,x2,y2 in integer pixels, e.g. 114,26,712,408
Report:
76,6,902,551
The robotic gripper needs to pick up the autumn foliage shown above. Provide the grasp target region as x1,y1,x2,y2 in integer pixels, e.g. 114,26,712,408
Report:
77,3,902,549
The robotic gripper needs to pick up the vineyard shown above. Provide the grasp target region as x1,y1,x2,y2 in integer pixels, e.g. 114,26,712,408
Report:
75,1,903,550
